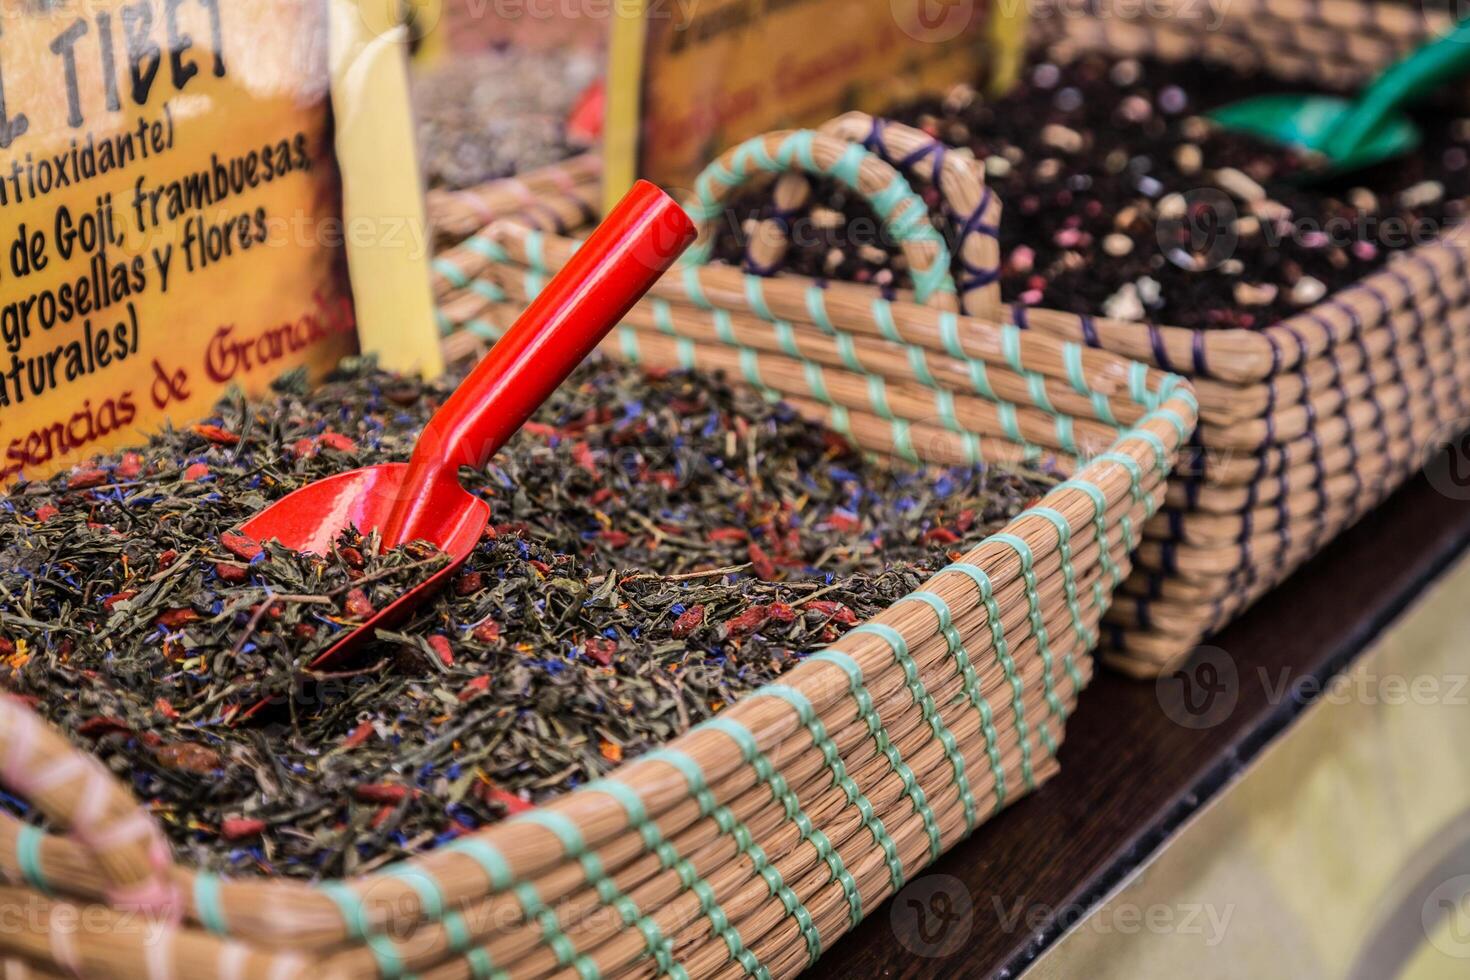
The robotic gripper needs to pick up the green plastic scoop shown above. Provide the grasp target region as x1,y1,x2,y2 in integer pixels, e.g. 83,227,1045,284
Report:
1208,19,1470,176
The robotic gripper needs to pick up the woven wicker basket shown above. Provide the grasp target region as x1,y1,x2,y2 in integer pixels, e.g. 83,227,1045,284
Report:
427,153,602,252
1010,1,1470,674
0,128,1194,978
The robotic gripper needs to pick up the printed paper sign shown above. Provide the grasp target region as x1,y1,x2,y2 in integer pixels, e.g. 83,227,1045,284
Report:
604,0,1027,203
0,0,363,484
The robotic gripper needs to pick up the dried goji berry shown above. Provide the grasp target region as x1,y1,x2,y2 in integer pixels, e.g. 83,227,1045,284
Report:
671,605,705,638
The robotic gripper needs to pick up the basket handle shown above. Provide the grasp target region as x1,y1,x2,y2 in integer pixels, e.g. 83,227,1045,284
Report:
821,112,1004,319
681,129,960,311
721,114,1005,319
0,696,176,912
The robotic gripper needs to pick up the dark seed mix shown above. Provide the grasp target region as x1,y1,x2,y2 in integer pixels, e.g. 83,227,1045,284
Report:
713,52,1470,330
413,47,598,190
0,358,1055,879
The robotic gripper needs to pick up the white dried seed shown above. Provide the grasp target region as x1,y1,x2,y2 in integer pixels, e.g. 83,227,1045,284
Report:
1103,233,1134,257
1213,167,1266,202
1135,276,1162,305
1158,193,1187,219
1104,283,1145,321
1291,276,1327,306
1109,59,1141,86
1181,116,1213,142
1399,180,1444,209
811,207,842,229
1042,124,1084,154
1248,198,1292,223
1232,215,1261,238
1234,282,1278,306
1174,143,1202,175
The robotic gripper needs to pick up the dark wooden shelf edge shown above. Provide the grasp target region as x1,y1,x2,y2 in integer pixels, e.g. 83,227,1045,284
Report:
806,470,1470,980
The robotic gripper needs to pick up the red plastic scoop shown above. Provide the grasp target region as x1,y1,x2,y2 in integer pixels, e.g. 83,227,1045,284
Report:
236,180,695,685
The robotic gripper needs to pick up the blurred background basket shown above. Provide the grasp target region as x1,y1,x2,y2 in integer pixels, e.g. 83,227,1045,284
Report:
427,153,602,254
1016,1,1470,674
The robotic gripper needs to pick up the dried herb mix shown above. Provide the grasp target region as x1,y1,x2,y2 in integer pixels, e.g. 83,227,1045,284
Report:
412,48,598,190
0,358,1054,879
713,52,1470,331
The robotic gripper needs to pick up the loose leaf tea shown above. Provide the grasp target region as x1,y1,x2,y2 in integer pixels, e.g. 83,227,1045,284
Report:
0,358,1055,879
713,53,1470,330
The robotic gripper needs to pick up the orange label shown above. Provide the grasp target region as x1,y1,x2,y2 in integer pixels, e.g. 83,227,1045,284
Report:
0,0,359,485
605,0,1027,200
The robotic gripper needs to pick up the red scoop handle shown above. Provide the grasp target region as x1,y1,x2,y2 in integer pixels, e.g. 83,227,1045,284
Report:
381,181,696,546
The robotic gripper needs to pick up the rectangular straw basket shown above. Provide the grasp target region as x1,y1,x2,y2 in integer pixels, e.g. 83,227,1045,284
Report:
1018,1,1470,674
0,142,1194,979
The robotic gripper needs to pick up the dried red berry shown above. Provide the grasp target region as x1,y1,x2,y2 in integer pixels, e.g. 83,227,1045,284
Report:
725,605,773,637
191,423,240,445
923,527,961,545
454,571,484,596
154,698,180,720
472,619,501,644
183,463,210,482
707,527,748,543
67,468,107,490
343,589,374,619
572,441,597,472
342,722,375,749
338,546,365,569
156,549,179,569
103,590,139,610
748,543,778,581
478,783,532,815
117,452,145,480
428,634,455,667
584,637,617,666
671,605,705,638
354,783,410,804
153,742,224,774
32,504,59,523
221,818,266,840
155,608,201,629
459,675,492,701
318,431,358,453
215,563,247,584
599,530,632,548
806,600,859,626
76,716,132,738
220,532,262,561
